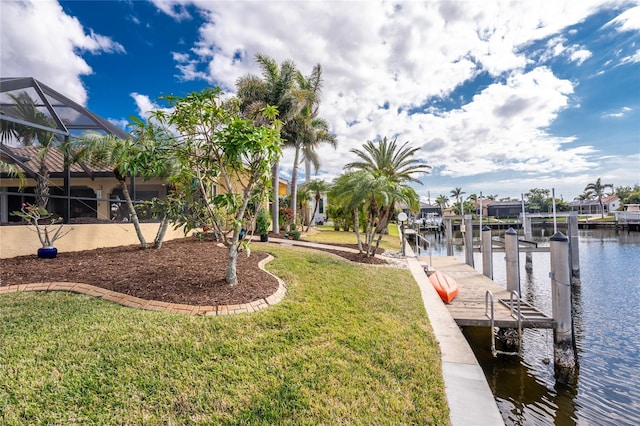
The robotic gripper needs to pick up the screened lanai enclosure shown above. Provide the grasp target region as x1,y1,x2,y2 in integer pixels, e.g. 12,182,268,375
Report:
0,77,167,224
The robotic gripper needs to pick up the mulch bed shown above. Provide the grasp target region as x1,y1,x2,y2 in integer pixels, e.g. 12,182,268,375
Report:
0,236,389,306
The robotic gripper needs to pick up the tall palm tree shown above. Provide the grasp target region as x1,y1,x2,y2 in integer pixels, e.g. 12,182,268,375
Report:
285,64,337,224
303,179,330,231
584,178,614,218
345,136,430,231
450,187,465,215
236,54,303,234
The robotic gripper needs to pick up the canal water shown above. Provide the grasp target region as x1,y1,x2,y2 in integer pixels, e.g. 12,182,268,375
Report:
420,227,640,425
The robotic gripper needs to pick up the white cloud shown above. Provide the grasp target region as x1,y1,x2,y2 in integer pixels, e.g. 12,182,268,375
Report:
0,0,124,105
602,106,633,118
130,92,173,119
605,5,640,31
569,48,592,65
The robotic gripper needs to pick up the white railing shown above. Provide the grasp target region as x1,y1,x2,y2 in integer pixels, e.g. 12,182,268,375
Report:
614,211,640,221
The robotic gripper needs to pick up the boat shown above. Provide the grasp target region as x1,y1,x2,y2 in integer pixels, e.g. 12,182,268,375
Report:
428,270,459,304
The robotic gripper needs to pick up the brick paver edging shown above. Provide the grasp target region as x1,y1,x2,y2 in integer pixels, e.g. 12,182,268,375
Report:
0,254,286,316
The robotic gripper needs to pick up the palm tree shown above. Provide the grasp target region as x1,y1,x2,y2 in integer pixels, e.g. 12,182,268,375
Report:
584,178,614,218
450,187,465,215
236,54,303,234
303,179,330,232
74,120,174,249
345,136,430,232
331,170,419,256
1,93,58,208
285,64,337,224
576,190,594,201
435,194,449,208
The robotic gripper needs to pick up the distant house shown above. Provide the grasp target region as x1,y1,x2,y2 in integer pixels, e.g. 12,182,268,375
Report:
417,202,442,217
487,201,526,218
568,194,620,215
399,201,442,220
473,199,492,217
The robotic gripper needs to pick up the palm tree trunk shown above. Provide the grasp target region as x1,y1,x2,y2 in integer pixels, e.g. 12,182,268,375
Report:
118,178,147,249
306,193,320,232
272,162,280,234
36,159,50,209
353,209,363,253
291,146,301,226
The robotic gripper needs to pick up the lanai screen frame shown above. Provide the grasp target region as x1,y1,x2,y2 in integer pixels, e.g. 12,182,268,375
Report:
0,77,131,222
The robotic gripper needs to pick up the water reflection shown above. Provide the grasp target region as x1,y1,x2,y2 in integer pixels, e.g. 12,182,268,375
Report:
416,227,640,425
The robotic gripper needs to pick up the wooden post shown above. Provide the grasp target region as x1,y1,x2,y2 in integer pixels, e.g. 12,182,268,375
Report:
523,212,533,271
482,225,493,279
464,214,474,267
446,217,454,256
505,227,520,296
550,231,576,377
568,212,580,285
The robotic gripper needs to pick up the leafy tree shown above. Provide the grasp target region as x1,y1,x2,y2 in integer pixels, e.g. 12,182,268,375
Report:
525,188,551,213
0,159,25,189
615,184,640,206
584,178,614,218
236,54,302,234
151,87,281,285
452,199,475,216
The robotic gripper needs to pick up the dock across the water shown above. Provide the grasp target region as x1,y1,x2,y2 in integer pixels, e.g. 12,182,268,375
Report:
422,256,555,329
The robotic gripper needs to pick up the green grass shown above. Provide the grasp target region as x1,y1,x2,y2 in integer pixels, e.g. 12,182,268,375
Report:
0,245,448,425
305,225,400,251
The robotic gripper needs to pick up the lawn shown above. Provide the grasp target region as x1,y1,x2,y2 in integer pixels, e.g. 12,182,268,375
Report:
0,244,448,424
304,224,401,252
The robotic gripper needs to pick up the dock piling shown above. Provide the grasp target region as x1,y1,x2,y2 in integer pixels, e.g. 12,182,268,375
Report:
550,231,577,377
464,215,474,267
568,212,580,285
482,226,493,279
505,227,520,296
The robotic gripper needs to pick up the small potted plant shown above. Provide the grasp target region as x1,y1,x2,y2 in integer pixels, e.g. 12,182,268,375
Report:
255,208,271,242
11,203,71,258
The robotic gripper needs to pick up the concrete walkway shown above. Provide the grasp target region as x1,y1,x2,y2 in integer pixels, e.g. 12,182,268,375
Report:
405,247,504,425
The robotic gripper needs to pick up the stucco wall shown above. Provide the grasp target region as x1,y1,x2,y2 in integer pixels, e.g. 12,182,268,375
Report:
0,222,189,259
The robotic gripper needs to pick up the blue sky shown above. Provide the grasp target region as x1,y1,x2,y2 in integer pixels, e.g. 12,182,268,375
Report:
2,0,639,202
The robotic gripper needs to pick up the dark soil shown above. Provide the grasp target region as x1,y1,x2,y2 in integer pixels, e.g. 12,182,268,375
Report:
0,237,388,306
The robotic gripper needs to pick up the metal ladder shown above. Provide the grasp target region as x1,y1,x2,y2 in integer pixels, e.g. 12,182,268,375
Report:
485,290,522,356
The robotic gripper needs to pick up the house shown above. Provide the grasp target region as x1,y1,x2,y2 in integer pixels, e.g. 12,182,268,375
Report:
568,194,620,215
1,77,139,223
486,201,526,218
1,145,168,223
